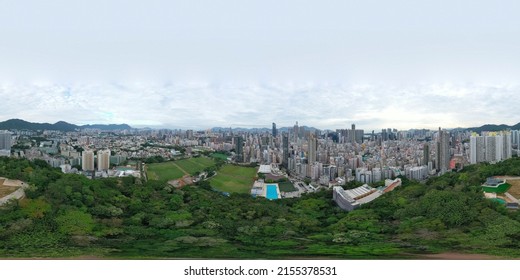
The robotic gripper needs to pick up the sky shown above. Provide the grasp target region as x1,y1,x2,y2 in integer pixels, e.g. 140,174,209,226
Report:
0,0,519,131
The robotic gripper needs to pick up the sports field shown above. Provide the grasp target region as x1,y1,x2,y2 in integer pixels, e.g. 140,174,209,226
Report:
210,153,229,160
209,165,257,193
146,157,215,181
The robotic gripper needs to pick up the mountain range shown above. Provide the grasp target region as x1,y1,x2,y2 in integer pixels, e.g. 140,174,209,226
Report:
1,118,519,133
0,119,132,131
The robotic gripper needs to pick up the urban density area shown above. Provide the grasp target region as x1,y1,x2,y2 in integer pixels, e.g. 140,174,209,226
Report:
1,120,519,210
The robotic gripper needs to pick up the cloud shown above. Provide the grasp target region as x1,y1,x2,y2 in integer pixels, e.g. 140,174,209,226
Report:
0,82,518,131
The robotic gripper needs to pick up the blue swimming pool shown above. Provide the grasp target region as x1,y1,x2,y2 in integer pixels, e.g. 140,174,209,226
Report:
266,184,278,200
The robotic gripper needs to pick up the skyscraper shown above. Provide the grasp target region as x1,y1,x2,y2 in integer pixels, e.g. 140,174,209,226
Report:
234,136,244,162
293,121,299,142
282,134,289,168
97,149,111,171
272,122,277,137
82,150,95,171
436,128,450,172
423,143,429,166
308,133,317,164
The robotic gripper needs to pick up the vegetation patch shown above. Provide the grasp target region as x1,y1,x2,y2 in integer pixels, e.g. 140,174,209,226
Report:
147,157,215,181
209,165,257,193
278,181,297,192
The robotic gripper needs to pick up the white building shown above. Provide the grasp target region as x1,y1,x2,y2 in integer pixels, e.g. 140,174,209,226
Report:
82,150,95,171
97,149,111,171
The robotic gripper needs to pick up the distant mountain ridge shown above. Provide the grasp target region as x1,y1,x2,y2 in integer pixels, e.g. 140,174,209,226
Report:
0,119,132,131
465,122,520,134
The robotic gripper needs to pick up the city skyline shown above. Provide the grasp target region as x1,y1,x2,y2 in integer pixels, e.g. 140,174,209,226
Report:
1,1,519,131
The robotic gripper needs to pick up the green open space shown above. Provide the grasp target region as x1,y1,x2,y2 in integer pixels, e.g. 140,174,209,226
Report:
209,165,257,194
210,153,229,160
147,157,215,181
482,183,511,193
278,181,297,192
175,157,215,175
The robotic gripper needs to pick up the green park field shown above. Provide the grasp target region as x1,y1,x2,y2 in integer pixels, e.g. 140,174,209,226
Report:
210,165,258,194
146,157,215,181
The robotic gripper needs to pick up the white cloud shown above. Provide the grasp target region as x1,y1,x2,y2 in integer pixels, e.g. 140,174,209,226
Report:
0,82,519,131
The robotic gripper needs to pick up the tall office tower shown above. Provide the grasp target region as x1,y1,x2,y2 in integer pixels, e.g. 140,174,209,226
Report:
272,122,277,137
0,131,12,150
423,143,430,165
293,121,299,142
308,133,317,164
82,150,95,171
350,124,356,143
282,134,289,168
234,136,244,162
97,149,111,171
436,128,451,172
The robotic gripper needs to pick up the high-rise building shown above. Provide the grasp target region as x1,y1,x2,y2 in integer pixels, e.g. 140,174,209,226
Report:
423,143,430,165
82,150,95,171
308,133,317,164
293,121,299,142
272,122,277,137
470,132,511,164
436,128,450,172
97,149,111,171
234,136,244,162
0,131,12,151
511,130,520,147
282,134,289,168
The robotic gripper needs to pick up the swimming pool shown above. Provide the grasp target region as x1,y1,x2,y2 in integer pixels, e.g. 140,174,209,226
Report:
266,184,279,200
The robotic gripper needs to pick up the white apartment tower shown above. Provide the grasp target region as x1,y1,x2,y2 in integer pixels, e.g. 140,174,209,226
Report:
97,149,111,171
81,150,95,171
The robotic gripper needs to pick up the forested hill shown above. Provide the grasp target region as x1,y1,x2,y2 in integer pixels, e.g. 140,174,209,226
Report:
1,156,520,259
0,119,132,131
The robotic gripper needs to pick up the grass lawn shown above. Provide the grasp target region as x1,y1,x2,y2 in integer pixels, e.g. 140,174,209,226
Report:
211,153,229,160
482,182,511,193
147,157,216,181
210,165,257,194
175,157,215,175
278,181,297,192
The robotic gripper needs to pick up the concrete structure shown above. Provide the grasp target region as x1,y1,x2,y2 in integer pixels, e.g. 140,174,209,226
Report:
82,150,95,171
97,149,111,171
258,164,272,174
234,136,244,162
436,128,451,172
0,131,12,156
333,184,382,211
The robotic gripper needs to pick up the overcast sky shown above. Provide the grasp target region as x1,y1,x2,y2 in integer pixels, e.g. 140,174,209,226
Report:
0,0,519,130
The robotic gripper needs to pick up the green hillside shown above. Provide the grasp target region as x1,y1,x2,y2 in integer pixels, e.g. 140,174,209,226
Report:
1,156,520,259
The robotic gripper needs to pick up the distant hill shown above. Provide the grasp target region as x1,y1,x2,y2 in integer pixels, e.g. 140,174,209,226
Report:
0,119,132,131
466,122,520,134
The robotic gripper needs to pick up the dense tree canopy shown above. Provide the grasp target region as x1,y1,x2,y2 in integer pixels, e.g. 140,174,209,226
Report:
1,156,520,258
